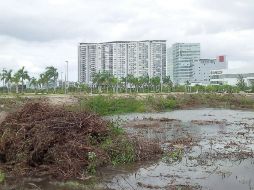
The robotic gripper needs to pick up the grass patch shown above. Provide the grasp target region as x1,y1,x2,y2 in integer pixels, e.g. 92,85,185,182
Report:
69,93,254,116
73,96,146,115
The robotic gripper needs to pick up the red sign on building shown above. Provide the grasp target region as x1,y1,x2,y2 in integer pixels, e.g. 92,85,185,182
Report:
218,56,225,62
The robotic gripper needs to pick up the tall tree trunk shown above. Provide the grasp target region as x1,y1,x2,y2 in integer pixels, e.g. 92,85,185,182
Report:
54,79,56,93
2,81,5,94
9,83,11,93
7,82,10,94
21,79,24,93
16,84,19,94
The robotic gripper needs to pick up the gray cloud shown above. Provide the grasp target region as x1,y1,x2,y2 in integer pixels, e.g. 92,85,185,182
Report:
0,0,253,81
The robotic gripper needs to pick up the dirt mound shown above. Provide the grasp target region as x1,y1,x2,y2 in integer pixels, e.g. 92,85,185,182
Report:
0,102,109,179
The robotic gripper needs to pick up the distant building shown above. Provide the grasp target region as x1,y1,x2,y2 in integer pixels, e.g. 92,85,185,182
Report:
210,70,254,86
191,56,228,85
166,47,173,80
78,40,167,84
168,43,200,84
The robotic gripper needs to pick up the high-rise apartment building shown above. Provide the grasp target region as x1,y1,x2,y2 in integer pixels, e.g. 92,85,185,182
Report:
168,43,200,84
78,40,166,84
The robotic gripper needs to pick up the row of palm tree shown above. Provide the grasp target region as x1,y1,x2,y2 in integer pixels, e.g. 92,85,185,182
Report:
0,66,58,94
92,72,173,93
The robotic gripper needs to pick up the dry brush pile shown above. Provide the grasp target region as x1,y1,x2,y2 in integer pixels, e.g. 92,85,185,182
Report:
0,102,162,179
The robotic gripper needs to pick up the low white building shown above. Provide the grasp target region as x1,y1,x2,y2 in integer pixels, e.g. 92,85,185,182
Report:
191,56,228,85
210,70,254,87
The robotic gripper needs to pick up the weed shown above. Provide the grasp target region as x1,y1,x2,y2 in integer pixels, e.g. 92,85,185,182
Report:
87,152,97,175
163,149,184,164
0,170,5,183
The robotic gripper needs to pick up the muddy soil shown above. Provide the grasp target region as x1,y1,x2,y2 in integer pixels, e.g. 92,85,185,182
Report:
0,111,8,124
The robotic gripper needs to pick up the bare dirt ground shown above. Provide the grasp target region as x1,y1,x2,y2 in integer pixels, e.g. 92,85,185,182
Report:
45,95,79,106
0,111,8,125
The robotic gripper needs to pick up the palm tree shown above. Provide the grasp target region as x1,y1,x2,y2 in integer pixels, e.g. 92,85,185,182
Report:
101,72,111,93
39,73,50,93
109,75,118,93
5,70,13,93
45,66,58,93
37,74,44,89
236,74,246,91
137,76,144,93
12,72,20,93
16,67,30,93
29,77,38,93
185,80,191,93
92,72,103,93
163,76,173,92
132,77,139,92
127,74,135,93
151,76,160,92
0,69,7,93
121,76,128,93
143,75,150,93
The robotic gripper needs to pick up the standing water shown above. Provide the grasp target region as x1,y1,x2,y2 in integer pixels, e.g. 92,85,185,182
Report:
103,109,254,190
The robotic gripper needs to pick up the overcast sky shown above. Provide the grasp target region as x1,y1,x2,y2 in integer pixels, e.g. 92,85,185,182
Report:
0,0,253,81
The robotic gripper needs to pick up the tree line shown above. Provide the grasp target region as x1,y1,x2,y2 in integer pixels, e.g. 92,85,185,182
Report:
90,72,254,94
91,72,173,93
0,68,253,94
0,66,58,94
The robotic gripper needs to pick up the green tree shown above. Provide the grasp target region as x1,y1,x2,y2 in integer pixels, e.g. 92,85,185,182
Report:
151,76,160,92
103,72,112,93
16,67,30,93
143,75,150,92
0,69,7,93
92,72,102,93
121,76,128,93
163,76,173,92
5,70,13,93
45,66,58,93
251,81,254,93
138,76,146,93
39,73,50,93
29,77,38,93
236,74,246,91
110,75,119,93
126,74,135,93
37,73,49,92
12,72,20,93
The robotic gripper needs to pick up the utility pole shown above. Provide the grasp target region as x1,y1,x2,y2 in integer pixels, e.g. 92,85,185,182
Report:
64,70,67,94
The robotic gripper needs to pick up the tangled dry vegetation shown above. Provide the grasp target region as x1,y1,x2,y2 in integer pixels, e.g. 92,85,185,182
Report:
0,102,162,179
